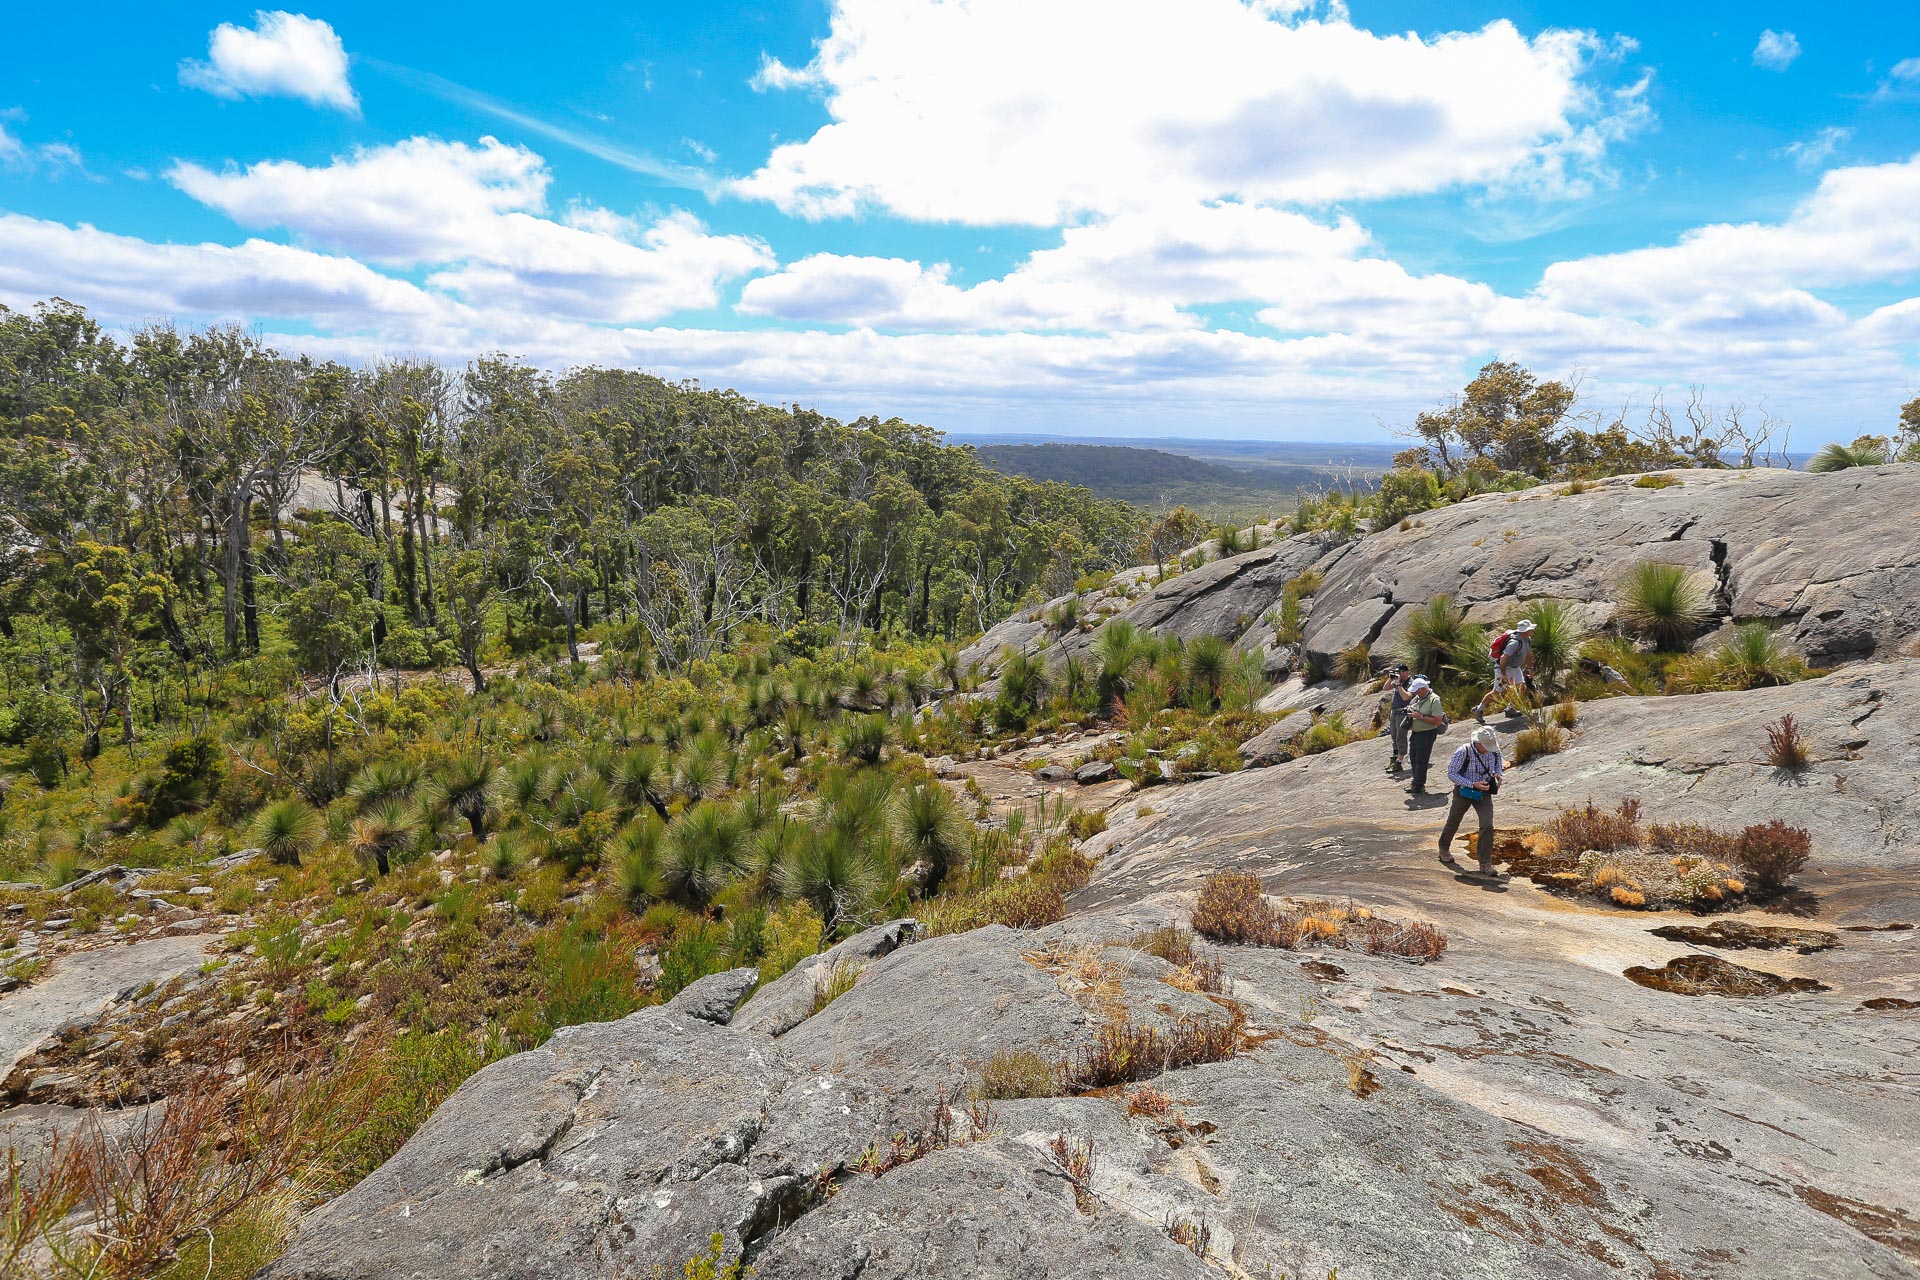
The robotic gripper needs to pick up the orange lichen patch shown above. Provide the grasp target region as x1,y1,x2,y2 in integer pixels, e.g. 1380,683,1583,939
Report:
1512,1140,1606,1210
1791,1184,1920,1260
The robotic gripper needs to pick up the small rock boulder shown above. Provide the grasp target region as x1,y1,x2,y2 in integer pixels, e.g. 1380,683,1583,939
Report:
666,966,760,1025
1074,760,1115,785
1237,709,1314,767
731,918,918,1037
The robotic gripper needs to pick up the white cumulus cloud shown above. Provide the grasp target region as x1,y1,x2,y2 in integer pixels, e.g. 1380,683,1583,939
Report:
167,137,773,323
1752,29,1800,71
733,0,1648,224
1537,152,1920,318
180,11,359,112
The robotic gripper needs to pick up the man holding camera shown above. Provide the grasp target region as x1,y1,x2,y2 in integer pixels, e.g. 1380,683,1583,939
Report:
1403,675,1446,795
1439,725,1504,877
1382,662,1413,774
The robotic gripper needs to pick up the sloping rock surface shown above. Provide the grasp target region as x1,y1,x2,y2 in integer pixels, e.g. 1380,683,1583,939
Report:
272,660,1920,1280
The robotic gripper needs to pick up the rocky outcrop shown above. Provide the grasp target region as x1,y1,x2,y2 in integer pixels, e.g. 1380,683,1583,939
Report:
1303,466,1920,666
963,467,1920,684
262,1007,885,1280
959,531,1351,675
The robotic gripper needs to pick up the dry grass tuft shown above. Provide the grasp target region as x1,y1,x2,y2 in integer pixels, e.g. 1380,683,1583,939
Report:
1065,1008,1246,1092
1190,873,1446,962
977,1048,1063,1100
1511,721,1566,765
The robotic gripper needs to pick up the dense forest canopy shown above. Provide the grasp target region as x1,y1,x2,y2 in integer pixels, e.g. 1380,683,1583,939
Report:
0,298,1138,757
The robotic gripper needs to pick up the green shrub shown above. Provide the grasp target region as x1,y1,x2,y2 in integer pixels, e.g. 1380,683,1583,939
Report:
1298,712,1362,756
657,921,726,999
759,900,824,981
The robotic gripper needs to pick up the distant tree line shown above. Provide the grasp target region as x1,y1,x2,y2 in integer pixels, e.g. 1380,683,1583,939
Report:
0,298,1140,758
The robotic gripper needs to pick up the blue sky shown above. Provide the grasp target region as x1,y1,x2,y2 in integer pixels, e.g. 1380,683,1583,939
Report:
3,1,1918,444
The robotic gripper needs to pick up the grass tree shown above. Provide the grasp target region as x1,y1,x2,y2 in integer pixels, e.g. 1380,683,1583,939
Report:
349,797,419,877
1396,594,1487,689
1509,599,1587,697
836,713,890,765
1616,561,1712,652
436,751,501,840
659,801,744,905
347,758,426,813
1806,438,1891,473
613,745,672,821
775,827,881,941
1093,619,1142,716
674,733,729,802
612,816,666,904
1183,635,1232,711
895,783,969,895
994,650,1048,731
250,797,324,868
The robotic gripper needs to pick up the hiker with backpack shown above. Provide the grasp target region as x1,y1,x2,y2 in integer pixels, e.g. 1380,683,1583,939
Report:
1403,675,1446,795
1476,619,1536,724
1382,662,1413,774
1438,726,1504,877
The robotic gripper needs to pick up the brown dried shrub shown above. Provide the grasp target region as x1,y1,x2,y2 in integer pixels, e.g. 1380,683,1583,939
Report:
1764,714,1809,771
1065,1007,1246,1091
1191,874,1446,963
1190,871,1276,943
1544,797,1642,854
1645,822,1737,863
1735,820,1812,890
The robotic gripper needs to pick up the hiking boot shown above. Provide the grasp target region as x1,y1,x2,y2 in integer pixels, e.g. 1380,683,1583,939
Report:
1473,708,1486,725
